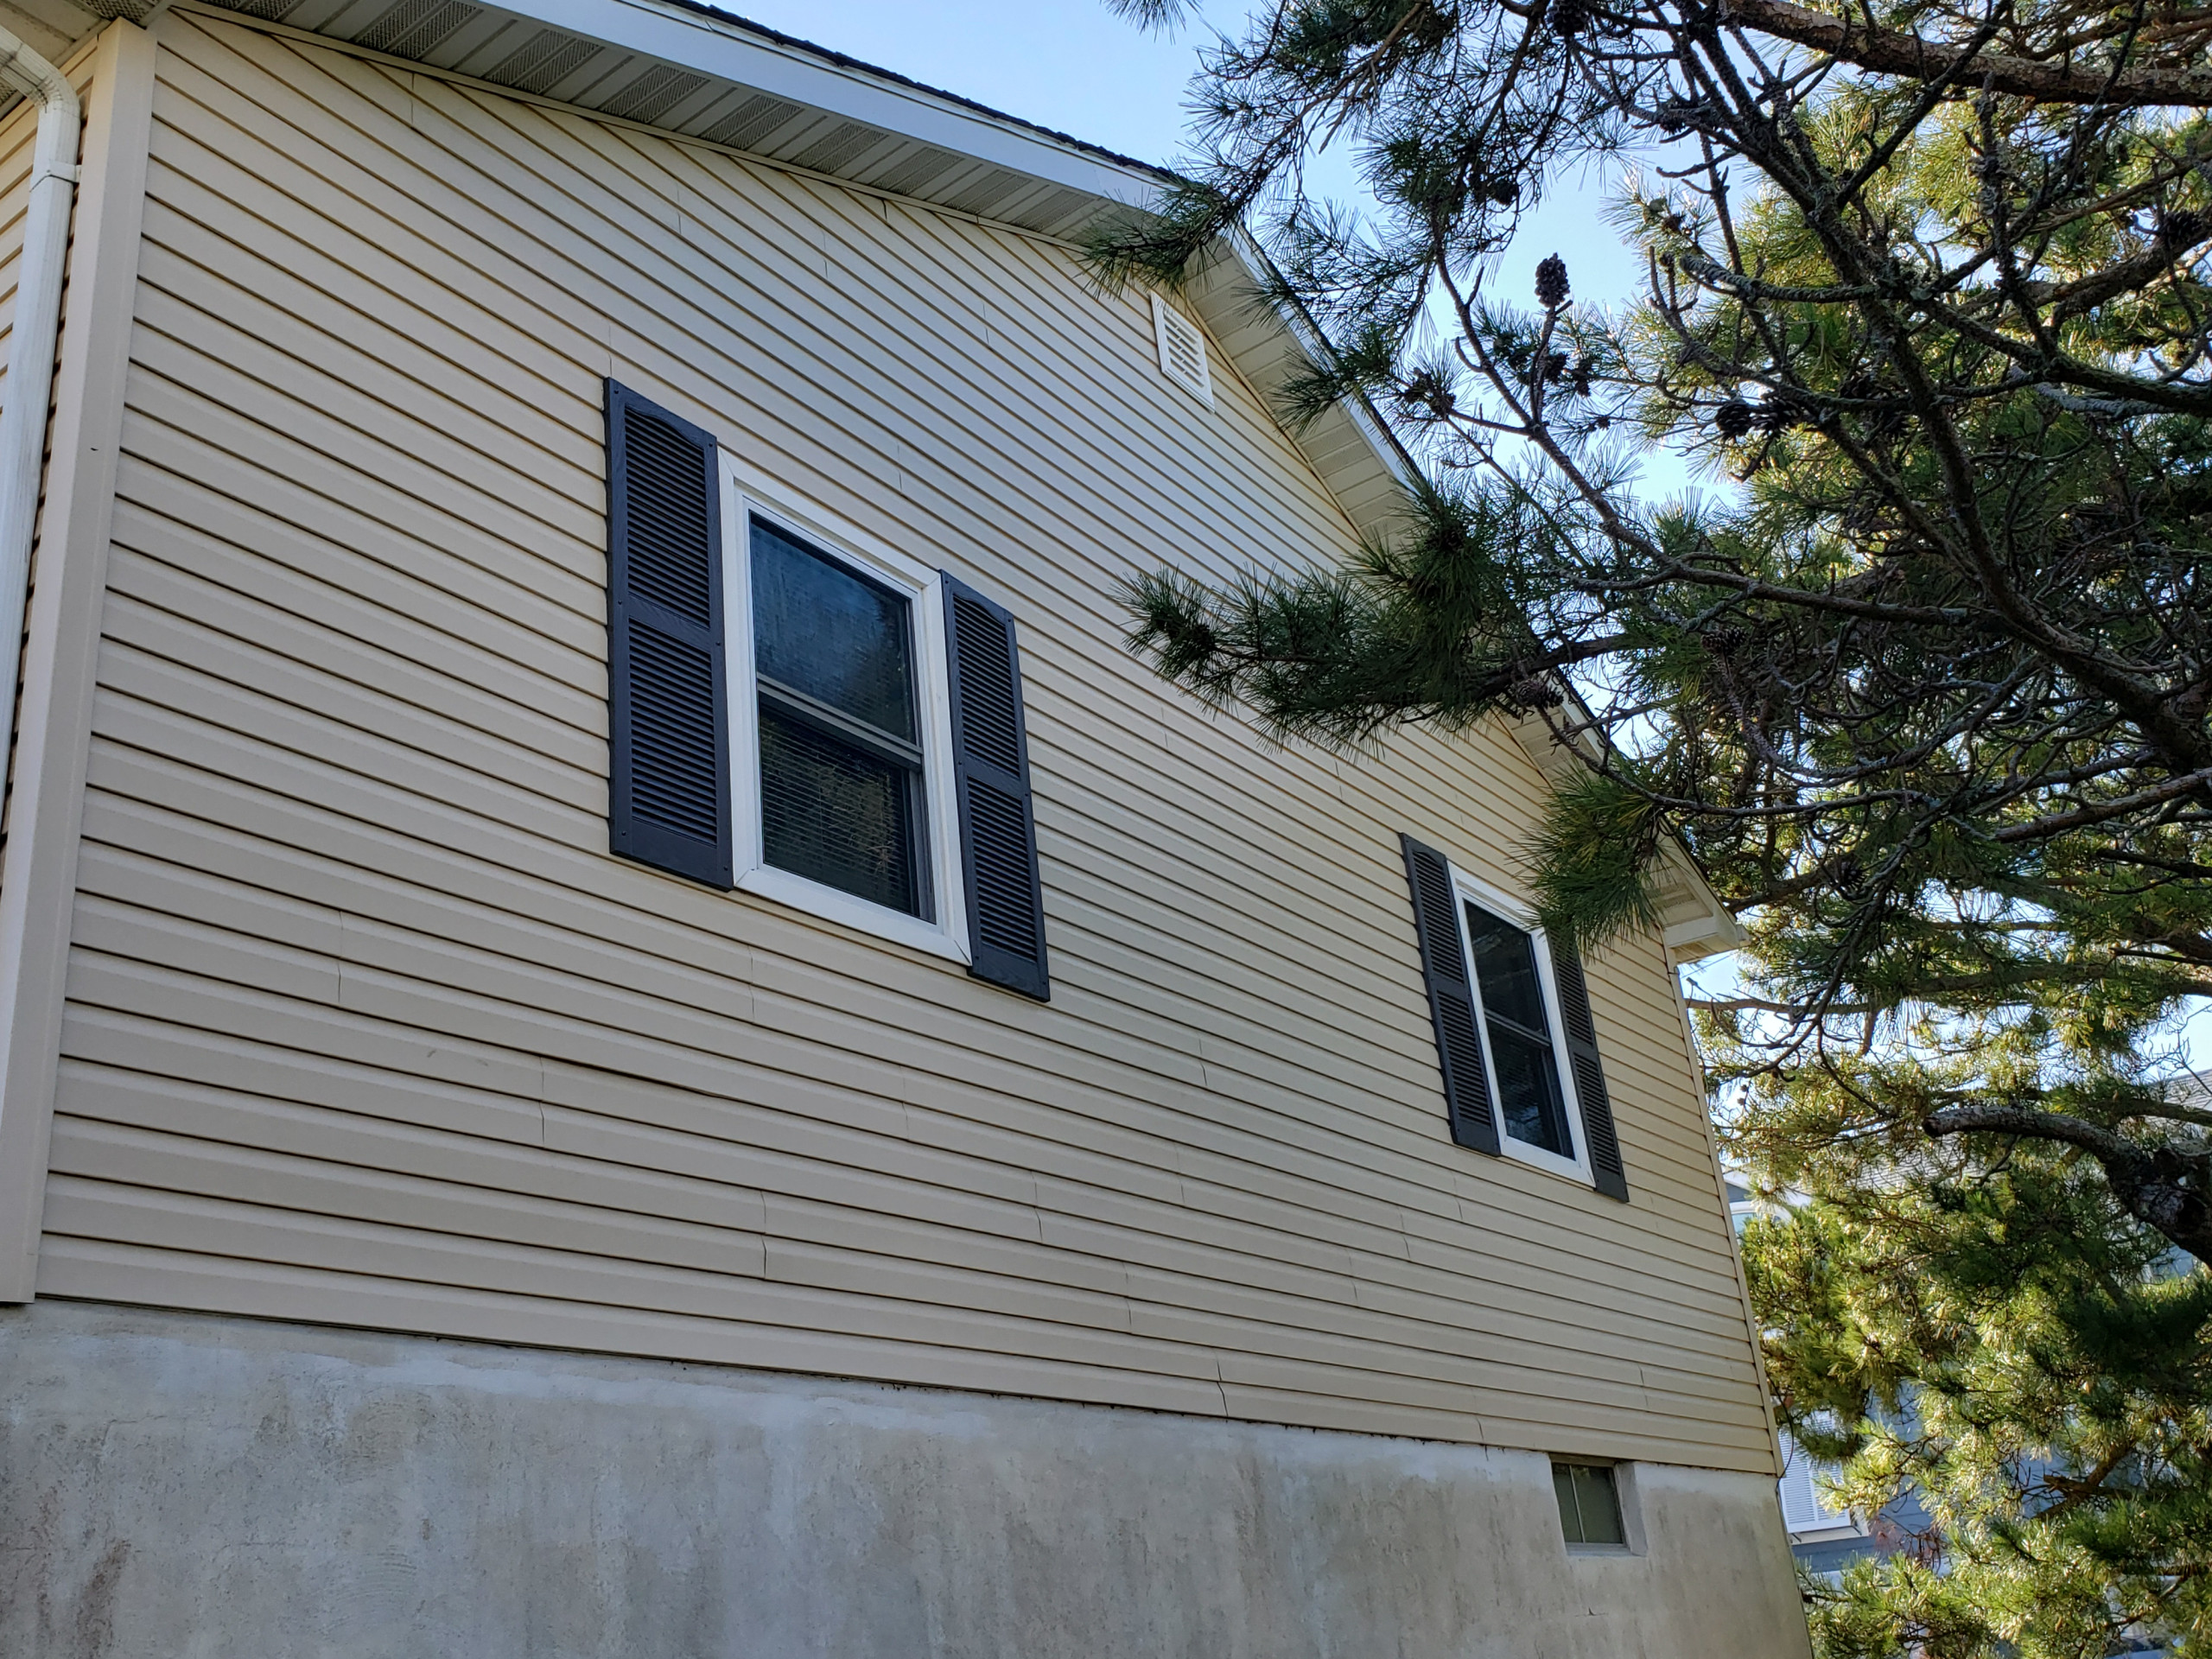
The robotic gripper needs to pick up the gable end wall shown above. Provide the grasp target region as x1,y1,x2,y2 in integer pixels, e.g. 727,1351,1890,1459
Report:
29,4,1776,1474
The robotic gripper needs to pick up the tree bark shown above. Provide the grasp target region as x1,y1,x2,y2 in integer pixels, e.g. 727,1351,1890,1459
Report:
1723,0,2212,107
1923,1103,2212,1262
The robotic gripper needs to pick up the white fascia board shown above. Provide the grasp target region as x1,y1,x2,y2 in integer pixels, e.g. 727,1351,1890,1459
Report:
502,0,1166,210
1214,227,1421,498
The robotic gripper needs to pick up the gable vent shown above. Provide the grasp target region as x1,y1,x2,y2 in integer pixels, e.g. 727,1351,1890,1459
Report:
1150,294,1213,407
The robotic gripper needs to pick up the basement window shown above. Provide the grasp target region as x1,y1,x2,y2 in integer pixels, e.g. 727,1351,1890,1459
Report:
1554,1460,1628,1548
1150,293,1214,407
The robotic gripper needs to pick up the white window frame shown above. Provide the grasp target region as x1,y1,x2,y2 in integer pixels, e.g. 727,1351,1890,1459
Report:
719,457,971,966
1447,863,1593,1185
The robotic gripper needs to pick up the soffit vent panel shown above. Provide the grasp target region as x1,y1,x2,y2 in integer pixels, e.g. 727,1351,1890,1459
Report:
481,26,598,96
600,61,707,124
212,0,309,20
1151,294,1213,407
942,164,1027,218
861,144,962,200
791,118,880,175
357,0,479,59
690,91,804,151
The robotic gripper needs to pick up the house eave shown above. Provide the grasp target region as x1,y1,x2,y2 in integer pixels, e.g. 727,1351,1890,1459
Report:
40,0,1421,545
1509,709,1745,966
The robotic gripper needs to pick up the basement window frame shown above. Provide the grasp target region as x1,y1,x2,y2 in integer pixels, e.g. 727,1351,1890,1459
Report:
1447,864,1596,1185
719,457,970,964
1553,1459,1637,1554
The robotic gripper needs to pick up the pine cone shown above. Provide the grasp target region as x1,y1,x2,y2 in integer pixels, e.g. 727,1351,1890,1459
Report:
1702,624,1745,658
1506,676,1564,710
1552,0,1588,33
1713,399,1754,439
1543,351,1568,385
1534,254,1571,310
2163,207,2210,247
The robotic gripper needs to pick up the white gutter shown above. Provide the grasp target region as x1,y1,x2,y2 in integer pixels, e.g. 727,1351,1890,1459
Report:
0,32,79,750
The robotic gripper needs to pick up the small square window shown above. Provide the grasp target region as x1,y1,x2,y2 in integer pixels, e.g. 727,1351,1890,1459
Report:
1553,1460,1627,1548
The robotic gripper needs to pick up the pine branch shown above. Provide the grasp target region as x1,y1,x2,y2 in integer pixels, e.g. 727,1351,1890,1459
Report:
1721,0,2212,108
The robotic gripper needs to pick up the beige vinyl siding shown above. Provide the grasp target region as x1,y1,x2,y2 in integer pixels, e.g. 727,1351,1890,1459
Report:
38,3,1775,1470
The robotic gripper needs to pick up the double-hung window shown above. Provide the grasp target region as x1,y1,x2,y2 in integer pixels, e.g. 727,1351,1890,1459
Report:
1462,899,1576,1161
1399,836,1630,1199
732,505,962,957
601,379,1051,1000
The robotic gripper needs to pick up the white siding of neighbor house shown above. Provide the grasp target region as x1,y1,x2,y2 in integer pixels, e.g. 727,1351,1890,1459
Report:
33,3,1775,1471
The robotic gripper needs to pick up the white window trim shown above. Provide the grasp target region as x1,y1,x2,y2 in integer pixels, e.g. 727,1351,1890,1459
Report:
719,458,971,966
1446,862,1594,1185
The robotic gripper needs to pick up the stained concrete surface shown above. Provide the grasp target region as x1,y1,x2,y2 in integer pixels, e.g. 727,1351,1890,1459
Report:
0,1300,1811,1658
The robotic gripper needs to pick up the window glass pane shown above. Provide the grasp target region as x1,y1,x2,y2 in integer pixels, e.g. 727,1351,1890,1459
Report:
758,700,919,916
1488,1022,1573,1158
1553,1461,1583,1543
1571,1465,1626,1545
1464,903,1548,1031
751,518,916,741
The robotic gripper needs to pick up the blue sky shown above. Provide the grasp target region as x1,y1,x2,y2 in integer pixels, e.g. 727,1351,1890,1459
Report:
733,1,1647,310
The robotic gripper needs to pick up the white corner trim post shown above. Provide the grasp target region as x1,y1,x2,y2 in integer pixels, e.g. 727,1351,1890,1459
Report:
0,37,79,701
0,20,157,1302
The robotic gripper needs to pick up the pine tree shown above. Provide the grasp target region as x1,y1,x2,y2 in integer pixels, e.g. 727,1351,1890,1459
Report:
1089,1,2212,1648
1090,0,2212,1262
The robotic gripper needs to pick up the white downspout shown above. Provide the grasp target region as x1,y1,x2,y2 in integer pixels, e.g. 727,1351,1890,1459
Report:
0,34,79,756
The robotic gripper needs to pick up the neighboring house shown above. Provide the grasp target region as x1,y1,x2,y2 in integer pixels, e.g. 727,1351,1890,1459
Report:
0,3,1808,1654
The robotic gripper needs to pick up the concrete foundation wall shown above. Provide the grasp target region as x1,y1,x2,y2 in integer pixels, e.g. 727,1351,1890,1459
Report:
0,1301,1811,1659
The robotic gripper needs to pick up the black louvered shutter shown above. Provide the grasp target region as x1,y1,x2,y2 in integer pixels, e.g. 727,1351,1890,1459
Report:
943,574,1048,1001
1548,940,1630,1201
605,380,732,888
1400,836,1501,1154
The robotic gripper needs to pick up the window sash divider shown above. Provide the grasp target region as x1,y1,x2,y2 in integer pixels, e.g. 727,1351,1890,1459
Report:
756,674,925,768
1483,1007,1554,1050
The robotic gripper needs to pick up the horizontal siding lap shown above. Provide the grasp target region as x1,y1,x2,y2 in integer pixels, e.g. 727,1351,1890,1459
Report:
42,7,1776,1472
103,544,602,783
61,937,1755,1362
